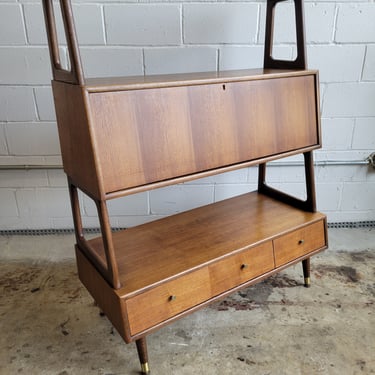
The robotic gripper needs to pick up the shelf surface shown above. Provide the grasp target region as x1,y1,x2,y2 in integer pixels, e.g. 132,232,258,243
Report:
86,192,325,296
84,68,317,93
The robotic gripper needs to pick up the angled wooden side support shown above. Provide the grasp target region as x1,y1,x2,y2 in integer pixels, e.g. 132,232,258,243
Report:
42,0,84,85
96,199,121,289
68,179,121,289
259,152,316,287
264,0,306,69
258,151,317,212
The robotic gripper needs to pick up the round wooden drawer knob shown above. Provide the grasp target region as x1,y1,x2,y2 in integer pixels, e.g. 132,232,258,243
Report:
298,239,305,245
169,295,177,302
241,263,249,270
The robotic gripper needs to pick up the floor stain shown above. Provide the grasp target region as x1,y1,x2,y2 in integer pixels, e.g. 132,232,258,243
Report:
350,250,375,263
0,267,40,293
1,243,375,374
211,273,301,311
314,265,361,283
262,273,300,288
175,329,192,341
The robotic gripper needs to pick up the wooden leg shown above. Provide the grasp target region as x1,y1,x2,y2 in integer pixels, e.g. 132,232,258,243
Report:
302,258,311,288
136,337,150,374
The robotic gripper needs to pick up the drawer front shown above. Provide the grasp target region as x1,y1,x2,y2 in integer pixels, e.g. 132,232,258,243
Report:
125,268,210,335
273,220,326,267
209,241,274,296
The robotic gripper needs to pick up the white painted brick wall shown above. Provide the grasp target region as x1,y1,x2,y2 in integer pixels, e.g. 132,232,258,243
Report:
307,45,365,83
363,45,375,81
24,3,105,45
336,4,375,43
33,88,56,121
105,4,182,45
0,48,51,85
0,87,36,121
0,0,374,229
144,47,217,75
323,83,375,117
0,124,8,155
81,47,143,77
352,118,375,149
5,123,60,155
0,4,26,45
184,3,259,44
0,190,18,217
321,119,354,150
150,185,214,215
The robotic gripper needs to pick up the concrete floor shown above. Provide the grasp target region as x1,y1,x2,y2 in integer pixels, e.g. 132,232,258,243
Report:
0,228,374,375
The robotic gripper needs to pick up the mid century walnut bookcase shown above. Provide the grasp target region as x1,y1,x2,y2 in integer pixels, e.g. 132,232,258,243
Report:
42,0,328,372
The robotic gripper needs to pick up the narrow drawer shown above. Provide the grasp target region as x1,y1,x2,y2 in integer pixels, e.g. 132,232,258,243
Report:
273,220,326,267
209,241,274,296
125,267,210,336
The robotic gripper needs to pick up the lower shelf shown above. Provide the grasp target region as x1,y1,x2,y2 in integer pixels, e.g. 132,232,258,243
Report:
76,191,328,343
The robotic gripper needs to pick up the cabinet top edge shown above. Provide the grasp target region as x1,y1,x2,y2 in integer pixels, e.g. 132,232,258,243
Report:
67,68,318,93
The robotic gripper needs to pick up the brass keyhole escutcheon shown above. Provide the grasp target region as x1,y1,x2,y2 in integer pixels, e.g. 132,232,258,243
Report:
241,263,249,270
169,295,177,302
298,239,305,245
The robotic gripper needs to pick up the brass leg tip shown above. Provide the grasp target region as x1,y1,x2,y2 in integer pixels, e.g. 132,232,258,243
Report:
304,277,311,288
141,362,150,374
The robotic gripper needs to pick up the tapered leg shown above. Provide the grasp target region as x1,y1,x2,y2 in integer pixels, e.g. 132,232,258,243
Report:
136,337,150,374
302,258,311,288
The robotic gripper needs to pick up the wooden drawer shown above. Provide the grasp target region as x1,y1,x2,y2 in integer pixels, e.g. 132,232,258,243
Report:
209,241,274,296
273,220,326,267
125,267,211,336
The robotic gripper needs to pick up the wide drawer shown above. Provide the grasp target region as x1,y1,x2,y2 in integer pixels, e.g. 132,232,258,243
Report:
125,267,211,336
273,220,326,267
209,241,274,296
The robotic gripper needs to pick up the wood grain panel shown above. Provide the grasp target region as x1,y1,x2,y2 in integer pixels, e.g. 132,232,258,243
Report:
75,247,129,342
273,220,326,267
88,74,318,194
87,192,327,295
209,241,274,296
125,267,210,335
52,81,102,198
85,68,316,92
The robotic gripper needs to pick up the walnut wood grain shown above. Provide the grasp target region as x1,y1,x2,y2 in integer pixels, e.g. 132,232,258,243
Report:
126,267,211,335
126,241,275,335
52,81,103,199
273,220,327,267
89,74,319,194
75,247,128,339
85,192,326,296
84,68,317,92
209,241,275,296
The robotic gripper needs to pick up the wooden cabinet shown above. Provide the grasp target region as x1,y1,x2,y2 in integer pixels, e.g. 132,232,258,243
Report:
80,191,326,341
42,0,328,373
